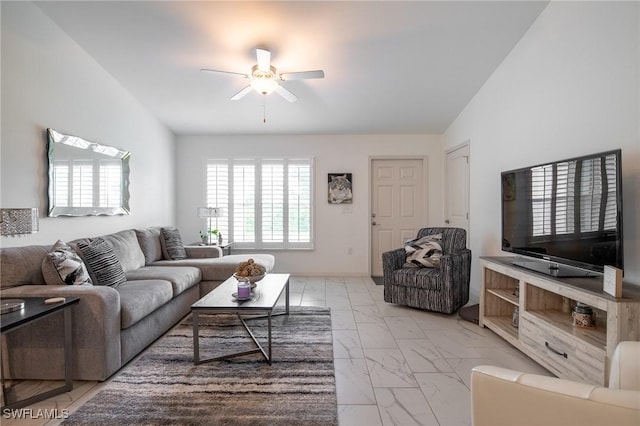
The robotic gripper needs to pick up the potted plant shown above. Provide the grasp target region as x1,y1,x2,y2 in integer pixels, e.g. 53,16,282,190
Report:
199,229,221,245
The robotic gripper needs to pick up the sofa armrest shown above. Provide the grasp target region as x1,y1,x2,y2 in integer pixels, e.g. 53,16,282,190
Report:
382,247,406,284
440,248,471,288
609,341,640,390
471,365,640,426
184,245,223,259
0,285,122,381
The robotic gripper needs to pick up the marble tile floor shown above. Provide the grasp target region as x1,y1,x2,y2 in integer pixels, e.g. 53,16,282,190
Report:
2,276,551,426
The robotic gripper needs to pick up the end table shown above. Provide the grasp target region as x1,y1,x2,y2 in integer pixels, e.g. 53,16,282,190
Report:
1,296,79,409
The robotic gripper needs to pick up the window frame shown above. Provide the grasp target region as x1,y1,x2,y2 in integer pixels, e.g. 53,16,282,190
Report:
205,157,314,250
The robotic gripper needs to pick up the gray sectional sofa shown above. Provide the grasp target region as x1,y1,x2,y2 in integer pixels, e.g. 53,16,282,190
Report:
0,226,275,381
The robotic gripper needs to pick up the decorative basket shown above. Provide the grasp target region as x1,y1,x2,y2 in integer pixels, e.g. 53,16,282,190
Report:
233,273,266,284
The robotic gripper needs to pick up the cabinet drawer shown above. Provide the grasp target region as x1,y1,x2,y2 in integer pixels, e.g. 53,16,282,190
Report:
519,313,605,385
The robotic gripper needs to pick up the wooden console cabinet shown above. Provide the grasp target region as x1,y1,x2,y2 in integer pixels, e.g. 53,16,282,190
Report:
479,256,640,386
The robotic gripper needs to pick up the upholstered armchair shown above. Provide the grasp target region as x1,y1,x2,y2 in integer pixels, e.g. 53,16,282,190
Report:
470,341,640,426
382,227,471,314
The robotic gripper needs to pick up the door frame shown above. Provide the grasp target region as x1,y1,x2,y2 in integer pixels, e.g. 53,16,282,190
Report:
445,140,470,241
368,155,429,276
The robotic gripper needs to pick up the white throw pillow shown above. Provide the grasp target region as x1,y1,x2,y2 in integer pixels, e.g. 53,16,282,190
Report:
403,234,443,268
42,240,93,285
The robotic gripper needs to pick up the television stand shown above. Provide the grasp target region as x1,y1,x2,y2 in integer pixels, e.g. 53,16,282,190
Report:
479,256,640,386
511,259,597,278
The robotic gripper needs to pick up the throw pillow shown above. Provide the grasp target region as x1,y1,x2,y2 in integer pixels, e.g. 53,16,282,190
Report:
160,227,187,260
41,240,93,286
77,238,127,287
403,234,443,268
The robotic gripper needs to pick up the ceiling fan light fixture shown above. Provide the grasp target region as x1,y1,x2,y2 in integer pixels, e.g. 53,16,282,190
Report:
201,48,324,103
250,64,278,95
251,77,278,95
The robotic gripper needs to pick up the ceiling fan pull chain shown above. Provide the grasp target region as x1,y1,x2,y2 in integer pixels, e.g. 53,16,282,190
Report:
263,95,267,123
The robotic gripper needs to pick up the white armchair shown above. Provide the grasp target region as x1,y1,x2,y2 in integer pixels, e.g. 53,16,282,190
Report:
471,341,640,426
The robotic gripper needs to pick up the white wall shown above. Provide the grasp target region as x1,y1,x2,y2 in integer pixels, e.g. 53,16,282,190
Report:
176,134,445,275
445,1,640,296
1,2,176,247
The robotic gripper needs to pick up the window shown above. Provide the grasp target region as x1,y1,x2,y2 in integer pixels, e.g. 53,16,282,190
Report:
51,160,122,209
206,158,313,249
531,155,617,237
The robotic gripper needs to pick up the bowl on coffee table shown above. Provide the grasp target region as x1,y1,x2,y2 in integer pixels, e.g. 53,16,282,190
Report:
233,273,266,288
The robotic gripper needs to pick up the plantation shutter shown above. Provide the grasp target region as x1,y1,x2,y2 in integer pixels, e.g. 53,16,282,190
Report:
206,158,313,249
53,161,70,207
531,153,617,238
99,160,122,208
206,162,229,238
288,161,312,244
262,161,284,243
233,162,256,243
72,160,93,207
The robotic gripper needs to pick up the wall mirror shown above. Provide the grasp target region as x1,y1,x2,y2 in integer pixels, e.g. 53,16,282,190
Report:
47,128,130,217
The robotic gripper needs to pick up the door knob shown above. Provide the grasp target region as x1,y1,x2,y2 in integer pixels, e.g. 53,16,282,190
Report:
372,221,377,226
445,219,450,224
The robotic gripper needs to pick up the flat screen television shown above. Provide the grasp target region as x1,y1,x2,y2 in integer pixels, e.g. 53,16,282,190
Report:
501,149,623,278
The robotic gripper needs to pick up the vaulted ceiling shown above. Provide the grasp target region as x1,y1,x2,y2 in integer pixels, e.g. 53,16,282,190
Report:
35,1,548,135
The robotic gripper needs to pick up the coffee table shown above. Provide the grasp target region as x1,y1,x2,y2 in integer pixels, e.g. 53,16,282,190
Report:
191,273,290,365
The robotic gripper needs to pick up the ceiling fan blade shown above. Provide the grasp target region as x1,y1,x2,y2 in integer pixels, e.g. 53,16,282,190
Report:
279,70,325,81
230,85,253,101
256,48,271,72
274,85,298,103
201,68,249,78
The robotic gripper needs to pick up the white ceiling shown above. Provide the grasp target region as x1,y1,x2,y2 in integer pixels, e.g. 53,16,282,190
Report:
35,1,548,135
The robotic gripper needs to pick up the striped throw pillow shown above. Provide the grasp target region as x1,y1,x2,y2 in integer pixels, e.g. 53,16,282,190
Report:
403,234,443,268
77,238,127,287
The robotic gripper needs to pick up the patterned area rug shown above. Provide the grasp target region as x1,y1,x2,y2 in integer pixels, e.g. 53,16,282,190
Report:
64,307,336,425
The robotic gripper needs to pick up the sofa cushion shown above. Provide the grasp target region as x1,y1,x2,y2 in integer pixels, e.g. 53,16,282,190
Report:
135,227,163,265
0,245,50,288
41,240,93,286
116,280,174,329
100,229,146,273
126,266,201,297
150,254,275,282
160,227,187,260
403,234,443,268
77,238,127,287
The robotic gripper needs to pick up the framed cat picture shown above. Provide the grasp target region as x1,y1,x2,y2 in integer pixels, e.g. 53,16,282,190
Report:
328,173,353,204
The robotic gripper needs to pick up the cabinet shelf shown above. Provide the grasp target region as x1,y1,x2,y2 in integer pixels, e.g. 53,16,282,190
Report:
483,316,519,345
486,288,519,306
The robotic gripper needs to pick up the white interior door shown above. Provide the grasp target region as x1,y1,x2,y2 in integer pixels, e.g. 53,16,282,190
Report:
371,158,425,276
445,143,470,241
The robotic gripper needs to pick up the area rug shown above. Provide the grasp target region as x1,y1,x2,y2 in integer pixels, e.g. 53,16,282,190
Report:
64,307,337,426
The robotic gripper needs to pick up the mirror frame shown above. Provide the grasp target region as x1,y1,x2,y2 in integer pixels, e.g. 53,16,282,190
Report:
47,128,131,217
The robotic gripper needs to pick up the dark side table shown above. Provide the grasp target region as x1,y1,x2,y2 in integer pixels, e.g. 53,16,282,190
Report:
1,296,79,409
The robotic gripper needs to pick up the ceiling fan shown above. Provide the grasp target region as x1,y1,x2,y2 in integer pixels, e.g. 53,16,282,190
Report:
201,48,324,103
